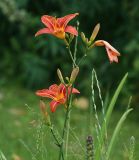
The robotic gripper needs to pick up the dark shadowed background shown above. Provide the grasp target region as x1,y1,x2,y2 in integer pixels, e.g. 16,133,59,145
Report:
0,0,139,99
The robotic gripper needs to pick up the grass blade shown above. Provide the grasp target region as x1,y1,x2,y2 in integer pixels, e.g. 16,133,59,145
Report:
105,73,128,127
0,150,7,160
95,73,128,160
106,108,133,160
129,136,136,160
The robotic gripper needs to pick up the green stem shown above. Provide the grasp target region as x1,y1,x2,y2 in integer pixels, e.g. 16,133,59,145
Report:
59,105,70,160
65,95,73,160
68,46,77,67
50,126,64,160
73,22,79,64
78,47,88,66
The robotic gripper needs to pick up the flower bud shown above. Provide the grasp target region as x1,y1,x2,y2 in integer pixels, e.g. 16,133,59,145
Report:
65,77,70,83
81,32,88,44
90,23,100,42
40,100,46,114
70,67,79,83
44,112,51,126
57,68,65,84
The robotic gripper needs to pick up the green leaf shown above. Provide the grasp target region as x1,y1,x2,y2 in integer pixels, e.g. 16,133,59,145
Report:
106,108,133,160
95,73,128,160
105,73,128,127
0,150,7,160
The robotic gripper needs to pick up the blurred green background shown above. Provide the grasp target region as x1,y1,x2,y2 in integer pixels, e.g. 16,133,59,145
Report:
0,0,139,159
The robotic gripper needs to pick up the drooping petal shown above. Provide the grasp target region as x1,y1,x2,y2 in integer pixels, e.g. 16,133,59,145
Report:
102,41,120,56
50,100,60,112
35,28,52,37
94,40,120,63
36,89,55,99
95,40,120,56
68,87,80,95
72,88,80,94
106,47,119,63
41,15,55,31
57,13,79,27
65,25,78,36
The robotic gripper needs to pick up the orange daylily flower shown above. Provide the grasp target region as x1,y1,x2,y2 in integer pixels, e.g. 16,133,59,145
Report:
36,84,80,112
94,40,120,63
35,13,79,39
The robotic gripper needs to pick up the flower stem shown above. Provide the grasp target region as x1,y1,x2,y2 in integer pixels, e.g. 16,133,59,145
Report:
65,95,73,160
67,46,77,67
59,87,73,160
73,22,79,64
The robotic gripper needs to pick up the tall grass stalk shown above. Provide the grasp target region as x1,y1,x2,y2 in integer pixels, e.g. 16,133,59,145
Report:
95,73,128,160
129,136,135,160
106,108,133,160
92,69,107,147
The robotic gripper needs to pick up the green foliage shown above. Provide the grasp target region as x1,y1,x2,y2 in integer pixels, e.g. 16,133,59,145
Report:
0,85,139,159
91,72,136,160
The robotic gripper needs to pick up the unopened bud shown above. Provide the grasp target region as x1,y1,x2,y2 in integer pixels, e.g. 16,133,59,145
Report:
57,69,65,84
44,112,51,126
81,32,88,44
90,23,100,41
40,100,46,114
87,40,92,47
65,77,70,83
70,67,79,83
88,43,95,50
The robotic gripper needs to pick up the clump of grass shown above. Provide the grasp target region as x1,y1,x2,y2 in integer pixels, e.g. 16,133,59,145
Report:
91,70,134,160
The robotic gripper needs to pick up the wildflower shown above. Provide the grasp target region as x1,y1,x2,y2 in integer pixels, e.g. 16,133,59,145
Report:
94,40,120,63
36,84,80,112
35,13,79,39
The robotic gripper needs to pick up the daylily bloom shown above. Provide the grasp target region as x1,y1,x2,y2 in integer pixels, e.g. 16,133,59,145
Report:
36,84,80,112
35,13,79,39
94,40,120,63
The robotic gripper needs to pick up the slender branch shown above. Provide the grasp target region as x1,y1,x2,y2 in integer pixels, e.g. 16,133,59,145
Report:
67,46,77,67
78,47,88,66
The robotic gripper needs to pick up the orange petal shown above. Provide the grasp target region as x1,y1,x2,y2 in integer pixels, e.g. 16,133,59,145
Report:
36,89,55,99
68,87,80,94
106,47,119,63
35,28,52,37
57,13,79,27
65,25,78,36
95,40,120,56
72,88,80,94
41,15,55,31
49,84,59,92
50,100,60,112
